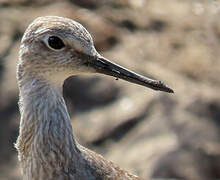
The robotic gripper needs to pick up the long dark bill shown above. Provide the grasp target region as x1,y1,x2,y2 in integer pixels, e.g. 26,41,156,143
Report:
90,56,174,93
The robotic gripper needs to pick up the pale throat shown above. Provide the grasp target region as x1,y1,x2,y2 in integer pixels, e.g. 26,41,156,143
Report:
17,75,78,158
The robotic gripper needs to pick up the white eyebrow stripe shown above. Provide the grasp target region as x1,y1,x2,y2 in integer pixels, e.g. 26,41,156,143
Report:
35,26,47,34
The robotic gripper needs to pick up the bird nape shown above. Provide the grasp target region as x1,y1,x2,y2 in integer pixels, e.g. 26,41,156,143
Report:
16,16,173,180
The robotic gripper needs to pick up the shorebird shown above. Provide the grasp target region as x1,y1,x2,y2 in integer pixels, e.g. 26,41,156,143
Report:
16,16,173,180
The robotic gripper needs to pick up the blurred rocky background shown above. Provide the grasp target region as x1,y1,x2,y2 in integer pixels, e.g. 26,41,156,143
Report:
0,0,220,179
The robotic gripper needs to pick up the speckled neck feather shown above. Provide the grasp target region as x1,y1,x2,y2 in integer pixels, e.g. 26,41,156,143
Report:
16,74,79,179
16,73,141,180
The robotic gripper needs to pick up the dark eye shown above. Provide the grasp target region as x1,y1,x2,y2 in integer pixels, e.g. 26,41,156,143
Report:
48,36,65,50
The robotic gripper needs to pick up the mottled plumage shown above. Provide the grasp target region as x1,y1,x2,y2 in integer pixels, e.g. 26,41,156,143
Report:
16,16,173,180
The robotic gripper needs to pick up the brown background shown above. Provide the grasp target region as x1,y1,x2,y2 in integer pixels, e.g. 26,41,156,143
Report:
0,0,220,180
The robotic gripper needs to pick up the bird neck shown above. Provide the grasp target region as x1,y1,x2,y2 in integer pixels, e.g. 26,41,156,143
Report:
16,75,79,170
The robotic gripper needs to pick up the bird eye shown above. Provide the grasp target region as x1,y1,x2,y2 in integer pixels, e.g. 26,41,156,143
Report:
47,36,65,50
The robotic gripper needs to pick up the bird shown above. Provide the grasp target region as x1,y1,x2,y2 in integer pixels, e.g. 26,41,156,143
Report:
15,16,174,180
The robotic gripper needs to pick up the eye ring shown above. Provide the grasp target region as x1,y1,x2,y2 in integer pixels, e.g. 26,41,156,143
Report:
45,35,65,51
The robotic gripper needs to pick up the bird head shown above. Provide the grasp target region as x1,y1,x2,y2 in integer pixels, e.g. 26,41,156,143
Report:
18,16,173,93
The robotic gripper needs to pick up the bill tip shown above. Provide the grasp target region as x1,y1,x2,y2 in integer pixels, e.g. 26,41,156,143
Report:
168,88,174,93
